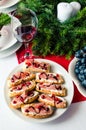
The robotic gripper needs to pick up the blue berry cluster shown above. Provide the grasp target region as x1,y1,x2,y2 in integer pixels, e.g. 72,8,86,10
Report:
74,46,86,88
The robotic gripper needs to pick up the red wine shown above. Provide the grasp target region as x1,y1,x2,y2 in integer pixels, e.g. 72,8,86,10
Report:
15,25,37,43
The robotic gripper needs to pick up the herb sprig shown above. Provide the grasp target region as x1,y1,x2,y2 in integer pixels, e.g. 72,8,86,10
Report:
0,13,11,29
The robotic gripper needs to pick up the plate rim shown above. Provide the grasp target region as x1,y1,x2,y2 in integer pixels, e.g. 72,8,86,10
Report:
68,57,86,97
0,42,22,58
0,15,21,52
0,0,20,9
4,59,74,123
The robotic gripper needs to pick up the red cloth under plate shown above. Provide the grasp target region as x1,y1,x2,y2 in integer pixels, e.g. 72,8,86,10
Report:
16,44,86,103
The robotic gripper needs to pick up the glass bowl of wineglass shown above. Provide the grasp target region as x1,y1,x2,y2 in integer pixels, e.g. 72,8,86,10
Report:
12,8,38,62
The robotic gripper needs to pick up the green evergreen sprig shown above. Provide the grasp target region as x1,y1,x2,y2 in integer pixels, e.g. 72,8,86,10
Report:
0,13,11,29
18,0,86,58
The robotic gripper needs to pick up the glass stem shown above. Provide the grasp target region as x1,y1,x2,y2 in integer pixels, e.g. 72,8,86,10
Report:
25,42,29,52
24,42,30,58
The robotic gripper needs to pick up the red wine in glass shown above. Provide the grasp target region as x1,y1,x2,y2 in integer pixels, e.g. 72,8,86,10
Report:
15,25,37,43
12,9,38,61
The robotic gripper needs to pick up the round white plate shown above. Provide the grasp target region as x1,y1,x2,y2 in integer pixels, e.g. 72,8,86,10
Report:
0,15,21,52
0,0,20,10
4,59,74,123
68,57,86,97
0,42,22,58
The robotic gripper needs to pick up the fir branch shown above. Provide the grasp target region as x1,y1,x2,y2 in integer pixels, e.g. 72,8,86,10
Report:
18,0,86,58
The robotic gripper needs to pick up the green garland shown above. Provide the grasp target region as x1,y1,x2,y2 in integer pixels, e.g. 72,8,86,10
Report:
0,13,11,29
18,0,86,58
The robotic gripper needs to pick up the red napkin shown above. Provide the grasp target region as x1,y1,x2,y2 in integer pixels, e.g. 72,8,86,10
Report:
16,44,86,103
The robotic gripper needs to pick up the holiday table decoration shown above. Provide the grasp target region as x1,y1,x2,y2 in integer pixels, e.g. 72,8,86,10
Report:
17,0,86,59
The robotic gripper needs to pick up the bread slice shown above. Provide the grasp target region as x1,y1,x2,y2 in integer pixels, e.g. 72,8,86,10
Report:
10,91,39,109
8,80,36,97
23,59,50,73
21,102,54,118
36,72,64,84
7,71,35,87
38,94,67,108
36,82,67,96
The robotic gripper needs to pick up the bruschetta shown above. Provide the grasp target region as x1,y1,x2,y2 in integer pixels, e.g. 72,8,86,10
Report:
23,59,50,73
36,82,67,96
7,71,35,87
21,102,54,118
10,91,39,109
36,72,64,84
8,80,36,97
38,93,67,108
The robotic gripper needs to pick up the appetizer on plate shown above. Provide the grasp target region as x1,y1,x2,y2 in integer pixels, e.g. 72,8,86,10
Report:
36,72,64,84
21,102,54,119
23,59,51,73
36,82,67,96
6,59,71,120
8,80,36,97
38,93,67,108
7,71,35,87
10,91,39,109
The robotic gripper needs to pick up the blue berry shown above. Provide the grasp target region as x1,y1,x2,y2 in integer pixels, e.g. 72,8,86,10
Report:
79,65,85,70
76,60,81,66
80,70,84,74
74,47,86,88
74,68,80,74
83,53,86,58
75,50,84,58
81,80,86,88
78,74,85,82
84,69,86,74
81,58,86,64
83,46,86,52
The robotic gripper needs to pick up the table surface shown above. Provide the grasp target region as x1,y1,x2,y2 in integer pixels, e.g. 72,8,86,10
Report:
0,53,86,130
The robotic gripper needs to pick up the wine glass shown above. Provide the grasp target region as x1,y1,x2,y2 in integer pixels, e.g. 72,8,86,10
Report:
12,8,38,61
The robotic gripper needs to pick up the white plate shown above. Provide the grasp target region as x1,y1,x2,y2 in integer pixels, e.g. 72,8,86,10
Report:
4,59,74,123
0,3,17,13
0,42,22,58
0,0,20,10
0,15,21,52
68,57,86,97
